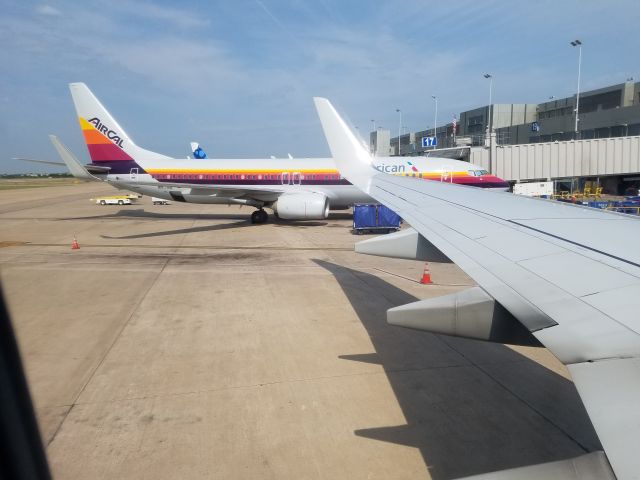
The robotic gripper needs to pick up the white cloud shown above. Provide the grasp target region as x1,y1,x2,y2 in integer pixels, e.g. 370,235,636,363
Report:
35,4,61,16
104,38,246,92
117,0,209,29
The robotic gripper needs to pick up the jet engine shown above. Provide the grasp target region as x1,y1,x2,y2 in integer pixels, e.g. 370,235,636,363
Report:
272,193,330,220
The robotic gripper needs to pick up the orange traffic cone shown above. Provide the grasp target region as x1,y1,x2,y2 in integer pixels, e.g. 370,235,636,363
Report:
419,262,432,284
71,237,80,250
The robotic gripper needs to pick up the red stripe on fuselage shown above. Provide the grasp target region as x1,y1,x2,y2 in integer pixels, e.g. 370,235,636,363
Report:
148,172,508,188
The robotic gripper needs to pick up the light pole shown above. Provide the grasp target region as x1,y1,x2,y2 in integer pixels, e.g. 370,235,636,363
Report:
571,39,582,137
484,73,493,174
396,108,402,156
432,95,438,149
370,119,376,155
483,74,493,134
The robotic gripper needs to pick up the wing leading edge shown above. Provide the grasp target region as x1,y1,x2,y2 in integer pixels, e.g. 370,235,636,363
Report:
314,97,640,479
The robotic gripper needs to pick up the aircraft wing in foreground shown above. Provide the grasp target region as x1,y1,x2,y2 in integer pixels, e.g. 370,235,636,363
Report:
314,97,640,479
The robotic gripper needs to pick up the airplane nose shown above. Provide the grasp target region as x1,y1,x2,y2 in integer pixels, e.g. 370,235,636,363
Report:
487,175,510,191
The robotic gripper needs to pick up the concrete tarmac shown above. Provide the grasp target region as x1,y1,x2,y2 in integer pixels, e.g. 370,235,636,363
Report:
0,181,601,479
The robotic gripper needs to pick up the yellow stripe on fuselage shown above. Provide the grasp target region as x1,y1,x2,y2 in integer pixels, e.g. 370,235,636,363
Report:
400,171,470,177
145,169,472,176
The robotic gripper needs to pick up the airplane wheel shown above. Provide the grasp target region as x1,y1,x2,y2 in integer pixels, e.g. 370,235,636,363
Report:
251,209,268,224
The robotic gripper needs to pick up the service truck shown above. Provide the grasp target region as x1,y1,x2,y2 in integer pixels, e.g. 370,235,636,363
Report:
513,181,554,197
94,196,132,205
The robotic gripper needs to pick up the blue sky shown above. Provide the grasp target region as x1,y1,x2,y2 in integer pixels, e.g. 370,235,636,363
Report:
1,0,638,173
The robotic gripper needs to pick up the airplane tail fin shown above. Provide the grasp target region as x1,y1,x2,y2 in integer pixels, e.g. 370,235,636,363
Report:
68,83,169,174
190,142,207,159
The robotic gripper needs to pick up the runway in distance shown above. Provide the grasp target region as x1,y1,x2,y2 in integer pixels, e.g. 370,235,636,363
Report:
315,96,640,479
24,83,508,224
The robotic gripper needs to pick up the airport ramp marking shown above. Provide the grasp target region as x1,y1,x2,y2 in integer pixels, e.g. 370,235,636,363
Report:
0,241,29,248
6,242,351,252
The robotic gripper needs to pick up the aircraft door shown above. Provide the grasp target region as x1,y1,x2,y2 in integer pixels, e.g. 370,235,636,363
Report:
440,167,452,183
281,172,290,185
292,172,301,185
130,168,139,181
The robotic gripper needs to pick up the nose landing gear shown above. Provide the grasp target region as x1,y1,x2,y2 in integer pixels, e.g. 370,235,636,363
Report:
251,209,269,224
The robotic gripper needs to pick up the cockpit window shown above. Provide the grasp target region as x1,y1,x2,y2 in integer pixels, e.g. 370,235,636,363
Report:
470,169,489,176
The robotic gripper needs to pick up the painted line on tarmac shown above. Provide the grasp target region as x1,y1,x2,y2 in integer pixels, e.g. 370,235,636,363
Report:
9,242,352,252
0,241,29,248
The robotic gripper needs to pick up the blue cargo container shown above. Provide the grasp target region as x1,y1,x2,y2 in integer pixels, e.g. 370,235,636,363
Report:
353,204,402,234
587,201,609,209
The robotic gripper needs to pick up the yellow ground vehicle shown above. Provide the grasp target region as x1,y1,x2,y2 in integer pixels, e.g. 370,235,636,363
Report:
94,196,132,205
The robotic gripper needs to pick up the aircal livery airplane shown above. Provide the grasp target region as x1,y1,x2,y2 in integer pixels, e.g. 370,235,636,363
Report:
46,83,508,223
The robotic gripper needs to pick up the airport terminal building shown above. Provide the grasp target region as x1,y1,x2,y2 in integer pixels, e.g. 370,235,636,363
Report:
373,80,640,194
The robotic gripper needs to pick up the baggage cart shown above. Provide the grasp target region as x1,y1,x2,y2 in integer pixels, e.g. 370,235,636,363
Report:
352,204,401,235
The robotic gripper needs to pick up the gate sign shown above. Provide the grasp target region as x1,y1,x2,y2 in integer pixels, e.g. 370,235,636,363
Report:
531,121,540,132
421,136,437,147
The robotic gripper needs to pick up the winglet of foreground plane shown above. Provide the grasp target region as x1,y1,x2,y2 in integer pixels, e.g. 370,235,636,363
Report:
313,97,376,193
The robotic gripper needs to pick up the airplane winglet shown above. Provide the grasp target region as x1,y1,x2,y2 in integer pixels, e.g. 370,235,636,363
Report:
313,97,376,194
48,135,99,181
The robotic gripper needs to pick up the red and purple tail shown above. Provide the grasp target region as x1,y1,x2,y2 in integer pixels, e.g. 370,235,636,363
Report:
70,83,171,174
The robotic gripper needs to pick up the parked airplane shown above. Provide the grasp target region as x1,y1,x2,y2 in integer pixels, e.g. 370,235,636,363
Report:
23,83,508,224
315,96,637,479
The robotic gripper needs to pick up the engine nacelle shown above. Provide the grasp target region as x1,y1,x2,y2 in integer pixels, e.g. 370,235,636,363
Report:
272,193,330,220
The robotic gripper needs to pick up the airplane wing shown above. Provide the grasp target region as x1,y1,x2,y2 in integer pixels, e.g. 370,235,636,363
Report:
109,177,285,200
314,97,640,479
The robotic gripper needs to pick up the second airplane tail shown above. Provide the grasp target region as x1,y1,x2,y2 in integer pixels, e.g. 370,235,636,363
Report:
69,83,170,174
190,142,207,159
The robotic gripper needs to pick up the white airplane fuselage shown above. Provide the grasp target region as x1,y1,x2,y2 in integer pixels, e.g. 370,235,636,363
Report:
101,155,508,209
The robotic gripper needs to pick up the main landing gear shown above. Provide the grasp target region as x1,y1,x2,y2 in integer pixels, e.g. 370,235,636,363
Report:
251,209,269,224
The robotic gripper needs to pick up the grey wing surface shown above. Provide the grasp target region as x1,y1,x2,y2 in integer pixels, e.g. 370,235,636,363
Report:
112,178,285,201
314,97,640,479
